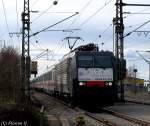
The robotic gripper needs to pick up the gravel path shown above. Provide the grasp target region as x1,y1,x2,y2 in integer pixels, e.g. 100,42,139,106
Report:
32,92,104,126
32,92,150,126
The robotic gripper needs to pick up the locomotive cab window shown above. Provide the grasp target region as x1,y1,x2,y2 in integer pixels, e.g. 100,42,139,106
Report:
94,56,111,68
78,55,93,67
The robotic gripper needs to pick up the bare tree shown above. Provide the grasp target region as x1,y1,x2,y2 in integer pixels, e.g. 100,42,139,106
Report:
0,46,22,103
127,65,138,78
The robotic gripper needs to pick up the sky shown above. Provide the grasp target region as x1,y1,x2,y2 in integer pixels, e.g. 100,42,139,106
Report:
0,0,150,80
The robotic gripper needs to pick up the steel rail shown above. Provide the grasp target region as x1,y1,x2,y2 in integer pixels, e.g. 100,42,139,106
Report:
126,100,150,106
32,91,119,126
102,108,150,126
32,91,150,126
85,112,119,126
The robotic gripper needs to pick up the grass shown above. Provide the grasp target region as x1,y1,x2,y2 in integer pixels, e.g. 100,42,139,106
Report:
0,100,49,126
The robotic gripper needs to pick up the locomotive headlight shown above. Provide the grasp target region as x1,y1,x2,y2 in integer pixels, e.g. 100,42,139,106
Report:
109,82,112,86
79,82,86,86
105,82,112,86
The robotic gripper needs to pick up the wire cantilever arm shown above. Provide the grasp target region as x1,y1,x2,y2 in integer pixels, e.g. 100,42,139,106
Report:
30,12,79,37
122,19,150,39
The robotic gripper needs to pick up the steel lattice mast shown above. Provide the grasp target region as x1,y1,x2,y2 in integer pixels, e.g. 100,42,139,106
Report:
21,0,30,99
113,1,150,101
115,0,124,59
113,0,124,101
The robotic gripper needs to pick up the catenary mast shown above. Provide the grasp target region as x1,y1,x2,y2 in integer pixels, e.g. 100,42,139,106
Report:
113,0,124,101
21,0,30,99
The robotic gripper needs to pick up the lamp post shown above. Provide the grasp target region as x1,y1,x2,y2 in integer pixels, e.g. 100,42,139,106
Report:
133,69,137,94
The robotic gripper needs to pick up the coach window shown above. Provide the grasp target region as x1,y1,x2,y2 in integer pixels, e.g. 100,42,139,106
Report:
52,71,54,80
78,55,93,67
49,72,52,80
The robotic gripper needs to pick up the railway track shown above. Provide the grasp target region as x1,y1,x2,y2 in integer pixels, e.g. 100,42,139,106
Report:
101,108,150,126
79,107,150,126
32,91,150,126
84,112,119,126
58,99,150,126
126,99,150,106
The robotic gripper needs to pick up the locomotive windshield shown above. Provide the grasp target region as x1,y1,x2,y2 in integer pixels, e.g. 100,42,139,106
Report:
94,56,111,68
78,55,93,67
78,54,112,68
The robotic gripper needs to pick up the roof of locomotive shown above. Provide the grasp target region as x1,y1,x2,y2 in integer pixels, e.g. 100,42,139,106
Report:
64,43,114,58
75,50,114,56
61,43,113,59
59,50,114,64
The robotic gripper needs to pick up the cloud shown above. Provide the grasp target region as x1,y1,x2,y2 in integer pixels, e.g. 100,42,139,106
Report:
1,0,150,79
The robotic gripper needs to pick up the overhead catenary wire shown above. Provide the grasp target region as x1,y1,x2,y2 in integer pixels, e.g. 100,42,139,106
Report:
30,40,44,51
126,58,142,61
65,0,94,37
30,30,47,50
31,11,78,14
124,7,150,19
31,4,53,24
67,0,94,29
30,30,53,61
44,29,80,32
79,0,114,27
16,0,19,33
125,21,150,29
31,3,79,63
31,0,40,8
31,0,60,24
55,0,113,54
32,49,51,60
125,12,150,15
67,0,114,43
30,12,79,37
123,19,150,39
123,7,150,38
47,40,66,65
93,23,113,46
52,45,65,61
101,24,113,36
1,0,10,35
15,0,20,47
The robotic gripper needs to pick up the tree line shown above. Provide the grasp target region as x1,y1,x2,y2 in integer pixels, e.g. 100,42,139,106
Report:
0,46,23,103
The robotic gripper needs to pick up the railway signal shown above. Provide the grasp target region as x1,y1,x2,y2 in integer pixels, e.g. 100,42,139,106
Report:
31,61,38,77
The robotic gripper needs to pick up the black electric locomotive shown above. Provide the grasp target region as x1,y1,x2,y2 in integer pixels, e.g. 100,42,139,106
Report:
31,43,125,106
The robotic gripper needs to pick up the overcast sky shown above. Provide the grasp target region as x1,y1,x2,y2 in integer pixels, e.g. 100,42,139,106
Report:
0,0,150,79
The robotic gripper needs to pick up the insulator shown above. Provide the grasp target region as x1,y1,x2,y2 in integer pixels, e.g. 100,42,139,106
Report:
53,1,58,5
